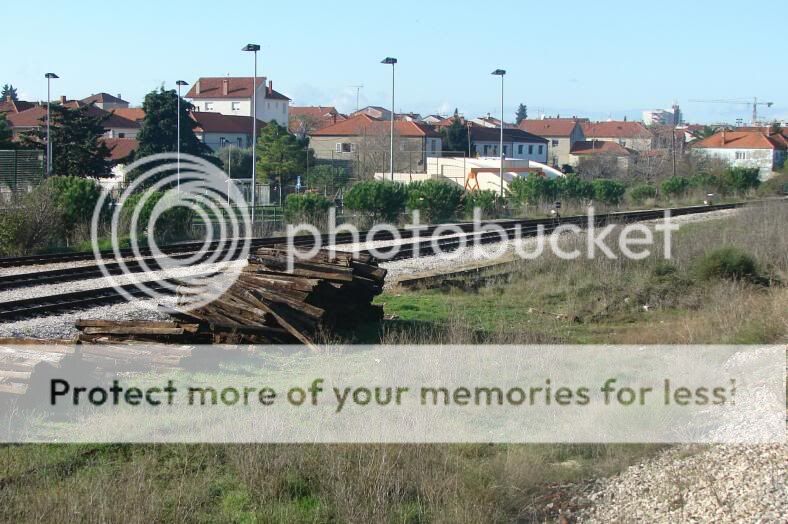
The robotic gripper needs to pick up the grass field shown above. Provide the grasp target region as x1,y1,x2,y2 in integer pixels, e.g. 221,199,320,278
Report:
1,201,785,523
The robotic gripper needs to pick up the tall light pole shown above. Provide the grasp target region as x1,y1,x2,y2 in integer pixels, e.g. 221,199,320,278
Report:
491,69,506,197
44,73,59,176
175,80,188,192
242,43,261,224
381,57,397,181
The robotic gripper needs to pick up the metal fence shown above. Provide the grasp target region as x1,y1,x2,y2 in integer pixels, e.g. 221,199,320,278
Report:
0,150,44,194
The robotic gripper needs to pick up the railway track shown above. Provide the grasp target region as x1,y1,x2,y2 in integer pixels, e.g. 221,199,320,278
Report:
0,202,744,321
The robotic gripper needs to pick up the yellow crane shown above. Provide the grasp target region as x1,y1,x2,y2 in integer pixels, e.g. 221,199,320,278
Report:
689,97,774,125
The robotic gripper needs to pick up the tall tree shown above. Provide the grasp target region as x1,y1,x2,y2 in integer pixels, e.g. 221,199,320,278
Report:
0,113,13,148
515,103,528,125
130,87,215,187
21,104,111,178
255,121,309,186
1,84,18,101
134,87,211,159
440,116,469,154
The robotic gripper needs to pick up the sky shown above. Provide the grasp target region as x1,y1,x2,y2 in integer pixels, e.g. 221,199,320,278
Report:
3,0,787,125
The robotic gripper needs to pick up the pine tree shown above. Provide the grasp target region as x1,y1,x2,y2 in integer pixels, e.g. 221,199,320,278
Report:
440,116,470,155
0,113,13,148
21,104,111,178
255,121,310,185
515,103,528,125
1,84,18,102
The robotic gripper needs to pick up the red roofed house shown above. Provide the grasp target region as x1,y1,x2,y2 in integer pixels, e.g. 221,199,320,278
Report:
186,77,290,126
0,96,34,114
569,140,638,173
581,121,654,152
289,106,345,137
6,97,140,139
309,114,442,172
519,118,586,168
690,129,787,179
190,112,266,151
80,92,129,110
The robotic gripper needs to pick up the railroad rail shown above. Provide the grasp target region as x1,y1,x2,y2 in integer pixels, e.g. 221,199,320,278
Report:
0,202,746,321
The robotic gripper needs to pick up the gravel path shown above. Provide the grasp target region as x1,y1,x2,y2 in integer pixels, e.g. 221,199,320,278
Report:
572,444,787,523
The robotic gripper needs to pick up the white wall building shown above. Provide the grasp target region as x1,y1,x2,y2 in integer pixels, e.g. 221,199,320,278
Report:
690,130,787,179
186,77,290,126
470,127,548,163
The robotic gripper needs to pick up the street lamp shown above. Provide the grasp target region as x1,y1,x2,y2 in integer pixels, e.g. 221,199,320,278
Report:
175,80,188,191
381,57,397,181
491,69,506,197
242,43,261,224
44,73,59,175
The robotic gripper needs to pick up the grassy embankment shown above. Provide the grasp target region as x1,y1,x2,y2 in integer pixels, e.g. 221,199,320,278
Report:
1,202,785,523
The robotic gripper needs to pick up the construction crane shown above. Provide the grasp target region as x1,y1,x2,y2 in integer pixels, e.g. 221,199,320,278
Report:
689,97,774,125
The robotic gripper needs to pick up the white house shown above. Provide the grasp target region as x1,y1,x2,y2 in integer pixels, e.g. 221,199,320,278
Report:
470,127,549,163
191,112,265,151
185,77,290,126
691,129,787,179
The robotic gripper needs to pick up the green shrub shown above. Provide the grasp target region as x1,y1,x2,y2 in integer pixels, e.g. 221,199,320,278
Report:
120,190,194,242
406,179,464,222
343,180,407,222
306,165,350,193
509,175,559,205
557,174,594,203
756,173,788,197
629,184,658,204
0,184,63,255
660,176,690,197
284,192,332,223
463,189,501,219
721,167,760,194
591,179,626,206
45,175,107,226
694,247,759,282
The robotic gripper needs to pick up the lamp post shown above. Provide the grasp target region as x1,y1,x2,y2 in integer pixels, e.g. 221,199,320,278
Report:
44,73,59,176
175,80,188,191
491,69,506,197
242,43,261,224
381,57,397,181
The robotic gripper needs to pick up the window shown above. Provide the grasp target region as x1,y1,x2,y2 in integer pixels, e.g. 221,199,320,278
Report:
735,151,748,160
336,143,355,153
503,145,508,155
118,132,125,138
552,139,559,147
267,102,271,110
231,102,241,111
220,137,228,148
237,137,243,148
483,145,490,156
528,145,534,155
282,104,286,114
205,102,214,111
538,145,543,155
517,144,524,155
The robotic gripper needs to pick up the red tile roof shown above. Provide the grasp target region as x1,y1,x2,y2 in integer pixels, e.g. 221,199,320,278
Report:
7,104,139,130
289,106,346,133
0,98,34,114
102,138,138,161
571,140,633,156
185,77,290,100
310,114,441,138
190,112,266,134
81,92,128,105
691,131,787,150
519,118,580,137
111,107,145,123
581,121,653,139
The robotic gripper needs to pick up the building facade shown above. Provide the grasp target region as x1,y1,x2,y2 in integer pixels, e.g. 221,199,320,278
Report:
519,118,585,168
581,121,654,151
690,130,787,179
186,77,290,126
469,127,548,163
